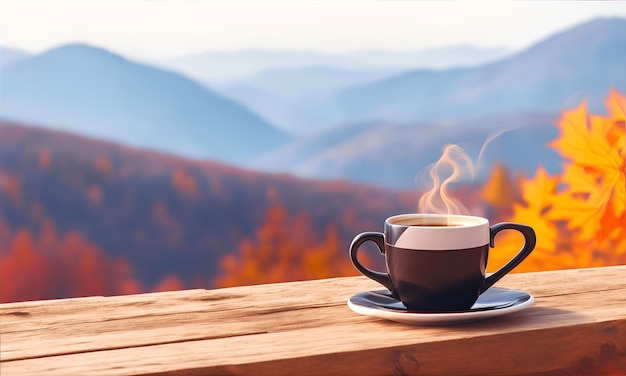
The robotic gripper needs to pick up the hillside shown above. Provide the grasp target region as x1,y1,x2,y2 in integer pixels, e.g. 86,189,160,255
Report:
0,120,417,292
209,47,512,133
253,112,563,188
0,44,289,165
216,67,402,134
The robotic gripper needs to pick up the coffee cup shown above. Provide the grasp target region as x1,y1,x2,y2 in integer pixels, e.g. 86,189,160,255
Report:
350,213,536,312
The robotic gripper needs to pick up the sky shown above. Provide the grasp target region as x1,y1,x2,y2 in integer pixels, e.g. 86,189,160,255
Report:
1,1,626,59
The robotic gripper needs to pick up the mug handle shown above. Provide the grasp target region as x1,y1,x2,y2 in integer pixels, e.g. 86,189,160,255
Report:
481,222,537,293
350,232,398,298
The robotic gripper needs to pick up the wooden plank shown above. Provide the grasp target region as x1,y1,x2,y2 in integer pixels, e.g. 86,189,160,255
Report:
3,318,625,376
1,266,625,375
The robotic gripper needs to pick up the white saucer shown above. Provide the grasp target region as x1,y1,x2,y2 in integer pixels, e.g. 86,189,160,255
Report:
347,287,534,325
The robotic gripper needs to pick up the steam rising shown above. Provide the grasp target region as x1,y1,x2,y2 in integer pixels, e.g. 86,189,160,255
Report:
418,129,515,216
418,144,474,215
476,128,514,171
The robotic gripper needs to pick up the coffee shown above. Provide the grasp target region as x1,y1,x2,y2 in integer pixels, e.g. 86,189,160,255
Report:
350,213,536,312
412,223,461,227
391,216,478,227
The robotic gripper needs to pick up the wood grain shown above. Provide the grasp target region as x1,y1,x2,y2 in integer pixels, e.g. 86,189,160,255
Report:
1,266,625,375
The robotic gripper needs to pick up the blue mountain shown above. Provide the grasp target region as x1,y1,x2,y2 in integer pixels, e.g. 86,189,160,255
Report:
314,17,626,126
253,112,562,189
0,44,289,164
216,67,399,134
156,45,511,83
247,18,626,188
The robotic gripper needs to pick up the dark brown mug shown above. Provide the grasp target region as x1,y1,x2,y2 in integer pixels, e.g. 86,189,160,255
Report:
350,214,536,312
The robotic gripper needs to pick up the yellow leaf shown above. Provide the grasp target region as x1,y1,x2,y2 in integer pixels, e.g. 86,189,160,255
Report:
502,90,626,271
549,92,626,240
549,165,615,239
510,167,560,253
607,87,626,119
552,104,620,174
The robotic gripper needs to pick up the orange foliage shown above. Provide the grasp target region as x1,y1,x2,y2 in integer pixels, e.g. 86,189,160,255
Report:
481,163,522,220
0,170,22,204
1,119,417,298
94,155,114,175
38,149,52,170
214,205,360,288
154,275,185,292
0,230,51,302
488,89,625,272
171,168,199,200
0,224,141,303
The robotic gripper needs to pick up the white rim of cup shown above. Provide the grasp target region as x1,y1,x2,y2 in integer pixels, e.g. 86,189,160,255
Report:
386,213,488,227
385,214,490,250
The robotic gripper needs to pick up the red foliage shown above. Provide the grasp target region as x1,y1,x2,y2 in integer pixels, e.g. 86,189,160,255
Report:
0,224,141,303
213,204,366,288
171,168,199,200
0,230,50,302
0,119,430,299
154,275,185,292
0,119,415,296
94,155,114,175
0,170,22,204
38,149,52,170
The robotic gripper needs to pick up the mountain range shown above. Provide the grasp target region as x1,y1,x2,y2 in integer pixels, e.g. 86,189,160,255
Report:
0,44,289,165
252,112,562,188
324,17,626,126
154,45,512,83
215,67,399,134
220,17,626,133
0,17,624,189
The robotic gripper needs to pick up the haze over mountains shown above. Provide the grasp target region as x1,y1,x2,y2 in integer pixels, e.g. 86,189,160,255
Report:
0,17,624,189
219,17,626,133
248,17,625,187
325,17,626,126
252,112,562,188
154,45,512,83
0,44,289,165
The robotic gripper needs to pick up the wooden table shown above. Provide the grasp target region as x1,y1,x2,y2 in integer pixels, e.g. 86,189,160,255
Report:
1,266,625,375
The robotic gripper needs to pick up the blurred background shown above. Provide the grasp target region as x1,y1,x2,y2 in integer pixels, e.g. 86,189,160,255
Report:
1,1,625,302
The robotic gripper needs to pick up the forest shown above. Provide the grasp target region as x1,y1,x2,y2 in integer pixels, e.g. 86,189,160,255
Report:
0,90,624,303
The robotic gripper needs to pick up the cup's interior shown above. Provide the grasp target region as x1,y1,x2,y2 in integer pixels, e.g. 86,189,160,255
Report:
385,214,489,250
388,214,484,227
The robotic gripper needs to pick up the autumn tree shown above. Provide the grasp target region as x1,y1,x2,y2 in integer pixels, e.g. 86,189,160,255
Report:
487,89,625,272
0,222,142,303
480,163,522,222
154,275,185,292
0,229,51,302
213,204,360,288
171,168,199,200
